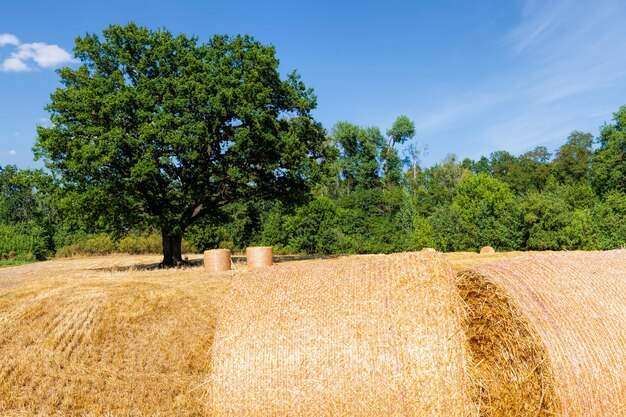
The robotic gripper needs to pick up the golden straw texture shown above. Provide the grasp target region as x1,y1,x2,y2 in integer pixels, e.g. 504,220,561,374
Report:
479,246,495,255
0,255,231,416
246,246,273,269
458,250,626,417
210,252,470,416
205,249,232,272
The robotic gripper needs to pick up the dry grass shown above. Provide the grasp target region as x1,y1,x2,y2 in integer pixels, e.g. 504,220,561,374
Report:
457,271,559,417
0,250,584,416
458,250,626,417
0,255,232,417
210,252,471,416
443,251,523,273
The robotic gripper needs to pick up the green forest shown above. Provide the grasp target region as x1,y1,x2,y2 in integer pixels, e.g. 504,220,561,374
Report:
1,24,625,264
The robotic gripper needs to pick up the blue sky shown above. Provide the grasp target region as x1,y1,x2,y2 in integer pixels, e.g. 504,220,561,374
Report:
2,0,626,168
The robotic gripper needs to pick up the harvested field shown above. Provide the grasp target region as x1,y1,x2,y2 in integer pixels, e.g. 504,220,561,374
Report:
210,252,471,416
4,250,621,416
0,255,232,416
457,250,626,417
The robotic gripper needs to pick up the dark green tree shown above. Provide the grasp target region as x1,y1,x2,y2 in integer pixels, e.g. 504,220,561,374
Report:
0,166,56,259
593,191,626,249
591,106,626,195
489,150,517,180
329,122,384,193
34,23,326,266
553,131,593,184
0,165,39,225
383,115,415,186
505,147,552,193
521,179,596,250
462,156,491,175
484,148,552,193
448,173,519,250
421,154,468,207
386,115,416,149
284,197,351,254
337,187,404,253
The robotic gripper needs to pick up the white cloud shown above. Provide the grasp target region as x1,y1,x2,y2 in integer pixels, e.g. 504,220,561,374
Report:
0,33,19,46
1,56,31,72
0,36,73,72
8,150,16,156
504,0,570,54
16,42,72,68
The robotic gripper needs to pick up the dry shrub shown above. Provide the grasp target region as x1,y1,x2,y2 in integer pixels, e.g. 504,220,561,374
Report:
457,250,626,417
210,252,471,416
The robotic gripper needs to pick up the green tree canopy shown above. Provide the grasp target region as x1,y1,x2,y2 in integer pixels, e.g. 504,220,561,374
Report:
522,180,596,250
591,106,626,195
553,131,593,184
329,122,384,193
448,173,519,250
421,154,468,207
383,115,415,186
34,23,326,266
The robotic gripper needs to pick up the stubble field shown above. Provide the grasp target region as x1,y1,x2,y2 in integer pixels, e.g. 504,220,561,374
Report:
0,251,557,416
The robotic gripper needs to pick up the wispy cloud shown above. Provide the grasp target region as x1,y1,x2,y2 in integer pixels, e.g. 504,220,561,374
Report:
415,0,626,163
0,33,20,46
0,34,73,72
504,0,571,55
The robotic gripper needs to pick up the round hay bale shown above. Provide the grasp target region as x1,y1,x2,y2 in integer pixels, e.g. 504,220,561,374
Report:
457,250,626,417
210,252,470,416
421,247,437,253
203,249,231,272
479,246,495,254
246,246,273,269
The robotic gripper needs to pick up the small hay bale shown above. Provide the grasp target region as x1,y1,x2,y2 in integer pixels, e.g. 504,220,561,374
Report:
246,246,273,269
479,246,495,254
204,249,231,272
209,252,470,416
457,250,626,417
421,247,437,253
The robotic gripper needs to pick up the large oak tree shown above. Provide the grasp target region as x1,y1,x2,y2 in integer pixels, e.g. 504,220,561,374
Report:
35,23,326,266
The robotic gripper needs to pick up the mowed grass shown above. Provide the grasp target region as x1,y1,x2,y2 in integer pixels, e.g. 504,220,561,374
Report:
0,251,515,416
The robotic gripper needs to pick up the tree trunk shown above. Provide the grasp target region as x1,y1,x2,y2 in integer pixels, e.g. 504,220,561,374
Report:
161,231,184,267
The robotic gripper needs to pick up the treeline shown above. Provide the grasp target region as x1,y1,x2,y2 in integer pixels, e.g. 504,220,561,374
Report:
1,106,625,259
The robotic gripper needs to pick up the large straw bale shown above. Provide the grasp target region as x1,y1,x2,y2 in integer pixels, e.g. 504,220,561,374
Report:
204,249,232,272
210,252,470,416
479,246,495,255
246,246,273,269
457,250,626,417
